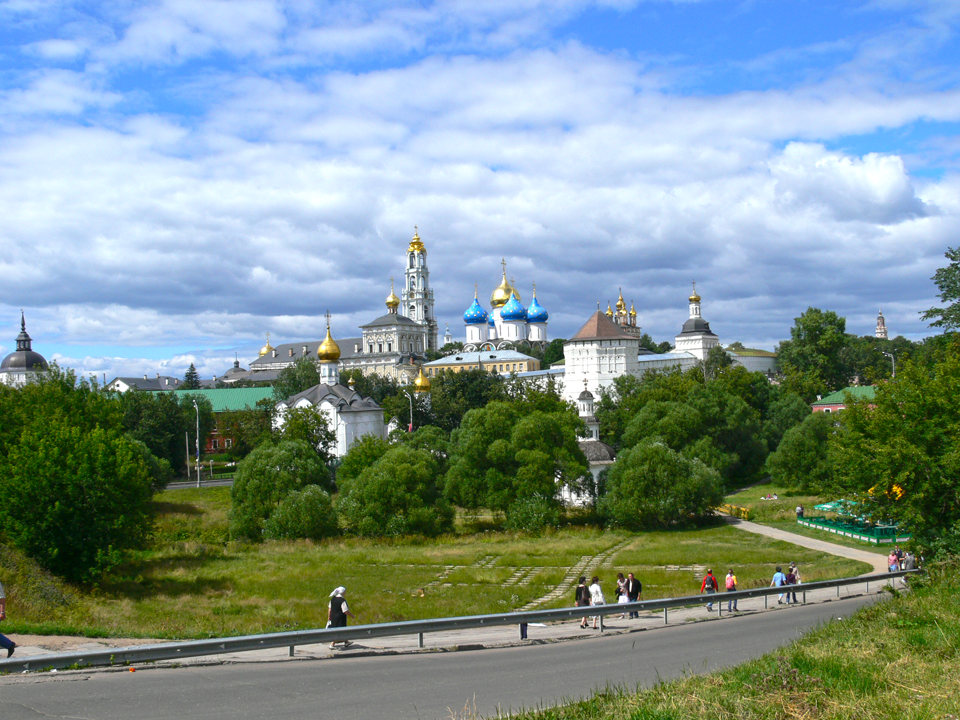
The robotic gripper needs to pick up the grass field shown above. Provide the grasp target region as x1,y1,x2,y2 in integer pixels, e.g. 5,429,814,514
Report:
2,486,870,640
509,562,960,720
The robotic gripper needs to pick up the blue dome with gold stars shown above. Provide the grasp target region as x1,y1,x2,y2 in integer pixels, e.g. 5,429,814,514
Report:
463,295,489,325
500,291,526,321
526,295,548,323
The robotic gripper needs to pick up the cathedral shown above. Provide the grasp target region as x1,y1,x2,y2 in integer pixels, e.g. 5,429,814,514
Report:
462,260,549,351
0,312,49,388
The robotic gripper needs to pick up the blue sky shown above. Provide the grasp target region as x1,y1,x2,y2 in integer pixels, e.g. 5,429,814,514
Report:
1,0,959,381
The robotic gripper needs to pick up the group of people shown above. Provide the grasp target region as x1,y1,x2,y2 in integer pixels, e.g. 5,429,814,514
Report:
888,546,916,572
699,562,803,612
769,563,802,604
574,572,642,628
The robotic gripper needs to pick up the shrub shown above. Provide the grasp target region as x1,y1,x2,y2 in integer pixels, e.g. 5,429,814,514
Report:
504,494,561,533
263,485,339,541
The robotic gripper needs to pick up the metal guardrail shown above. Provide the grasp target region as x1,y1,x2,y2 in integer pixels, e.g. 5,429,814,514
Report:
0,569,920,673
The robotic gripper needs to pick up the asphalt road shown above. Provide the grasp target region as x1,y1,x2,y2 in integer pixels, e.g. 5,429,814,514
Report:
0,594,880,720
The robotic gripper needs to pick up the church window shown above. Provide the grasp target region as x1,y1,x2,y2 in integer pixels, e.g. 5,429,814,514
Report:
387,342,392,352
368,344,374,354
378,343,383,353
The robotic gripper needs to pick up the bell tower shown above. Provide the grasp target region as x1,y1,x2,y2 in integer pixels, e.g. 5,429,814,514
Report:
401,227,439,352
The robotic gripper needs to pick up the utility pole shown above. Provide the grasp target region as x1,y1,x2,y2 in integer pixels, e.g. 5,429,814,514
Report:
882,351,896,379
193,399,201,487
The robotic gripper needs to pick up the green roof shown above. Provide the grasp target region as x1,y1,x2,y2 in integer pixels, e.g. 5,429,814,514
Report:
174,387,275,412
812,386,876,406
726,347,777,357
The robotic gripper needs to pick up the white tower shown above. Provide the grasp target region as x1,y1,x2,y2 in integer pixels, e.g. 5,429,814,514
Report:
401,228,439,352
876,309,888,339
673,281,720,362
317,311,341,386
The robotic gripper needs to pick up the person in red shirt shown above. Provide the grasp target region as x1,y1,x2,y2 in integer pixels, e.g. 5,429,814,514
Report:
700,569,718,612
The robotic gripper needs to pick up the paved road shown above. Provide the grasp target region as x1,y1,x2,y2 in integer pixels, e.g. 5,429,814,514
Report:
0,594,879,720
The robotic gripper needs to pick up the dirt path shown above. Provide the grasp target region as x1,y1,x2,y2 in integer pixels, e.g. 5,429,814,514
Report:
722,515,889,574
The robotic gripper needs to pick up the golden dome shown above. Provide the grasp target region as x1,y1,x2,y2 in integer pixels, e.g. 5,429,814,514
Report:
629,302,637,317
605,302,614,318
408,227,425,254
490,260,513,308
689,281,701,303
616,288,626,312
413,365,431,393
386,278,400,309
317,324,341,363
258,333,274,357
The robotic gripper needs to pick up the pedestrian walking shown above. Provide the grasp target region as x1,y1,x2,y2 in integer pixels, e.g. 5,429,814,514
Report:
0,579,16,658
888,550,900,573
725,569,738,612
788,562,801,604
615,572,628,618
796,504,804,519
575,576,591,628
327,586,356,649
771,565,787,604
701,569,718,611
625,572,642,618
785,564,798,604
588,575,605,629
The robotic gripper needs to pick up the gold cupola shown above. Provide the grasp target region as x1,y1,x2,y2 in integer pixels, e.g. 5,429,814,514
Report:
385,277,400,311
689,281,701,303
408,226,425,254
258,333,274,357
490,259,513,308
616,288,626,313
605,302,614,318
317,313,341,363
413,365,431,393
629,301,637,318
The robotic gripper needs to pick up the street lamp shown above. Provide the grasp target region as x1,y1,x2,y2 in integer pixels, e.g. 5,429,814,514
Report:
882,351,896,379
192,399,201,487
403,390,414,432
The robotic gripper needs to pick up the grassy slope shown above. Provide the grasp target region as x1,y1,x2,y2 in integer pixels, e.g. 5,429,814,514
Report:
1,486,869,639
510,564,960,720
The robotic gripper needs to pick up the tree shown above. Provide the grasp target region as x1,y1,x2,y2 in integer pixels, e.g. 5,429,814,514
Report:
767,412,835,493
273,356,321,401
229,440,334,541
541,338,567,366
639,333,672,354
336,434,391,487
338,444,453,537
921,246,960,330
182,363,201,389
420,368,505,432
0,420,154,582
829,341,960,557
776,308,849,402
217,400,274,459
600,440,724,530
445,401,587,516
120,391,212,476
761,391,811,452
276,405,337,466
263,485,339,541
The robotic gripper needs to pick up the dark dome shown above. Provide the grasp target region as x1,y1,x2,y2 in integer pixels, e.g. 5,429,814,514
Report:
679,317,715,335
0,313,48,372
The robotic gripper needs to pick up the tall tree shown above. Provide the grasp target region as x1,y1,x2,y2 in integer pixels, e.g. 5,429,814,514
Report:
921,246,960,330
273,356,321,401
776,307,849,401
182,363,201,389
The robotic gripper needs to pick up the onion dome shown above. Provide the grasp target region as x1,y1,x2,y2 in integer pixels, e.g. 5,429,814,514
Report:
408,227,425,254
463,290,489,324
258,333,274,357
605,302,614,318
413,366,431,393
526,286,548,323
317,314,341,362
385,278,400,310
689,281,701,303
490,261,513,308
616,288,626,313
629,302,637,318
500,290,527,321
488,314,495,327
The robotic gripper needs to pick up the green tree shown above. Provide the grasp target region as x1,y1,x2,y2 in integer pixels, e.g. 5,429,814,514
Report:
541,338,567,366
761,391,811,452
445,401,587,516
217,400,274,459
0,420,154,582
263,485,339,541
338,444,453,537
182,363,202,389
276,405,337,465
921,246,960,330
829,342,960,556
336,434,391,488
120,391,212,475
420,368,505,432
776,307,849,402
273,356,321,401
229,440,334,541
600,440,724,530
767,411,836,493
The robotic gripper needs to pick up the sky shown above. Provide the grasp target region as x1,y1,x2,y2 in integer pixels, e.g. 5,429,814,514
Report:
2,0,959,382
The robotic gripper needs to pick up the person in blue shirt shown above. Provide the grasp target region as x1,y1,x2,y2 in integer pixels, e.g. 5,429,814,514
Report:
770,566,788,604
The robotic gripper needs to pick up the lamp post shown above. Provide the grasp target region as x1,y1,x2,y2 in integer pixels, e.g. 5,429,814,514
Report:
192,399,201,487
882,351,896,379
403,390,414,432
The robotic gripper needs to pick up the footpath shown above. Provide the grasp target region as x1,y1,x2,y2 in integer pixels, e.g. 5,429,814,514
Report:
3,519,895,670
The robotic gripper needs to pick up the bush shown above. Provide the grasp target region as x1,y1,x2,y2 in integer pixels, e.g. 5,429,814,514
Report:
338,445,453,537
600,440,724,530
229,440,333,541
504,494,561,533
263,485,339,541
